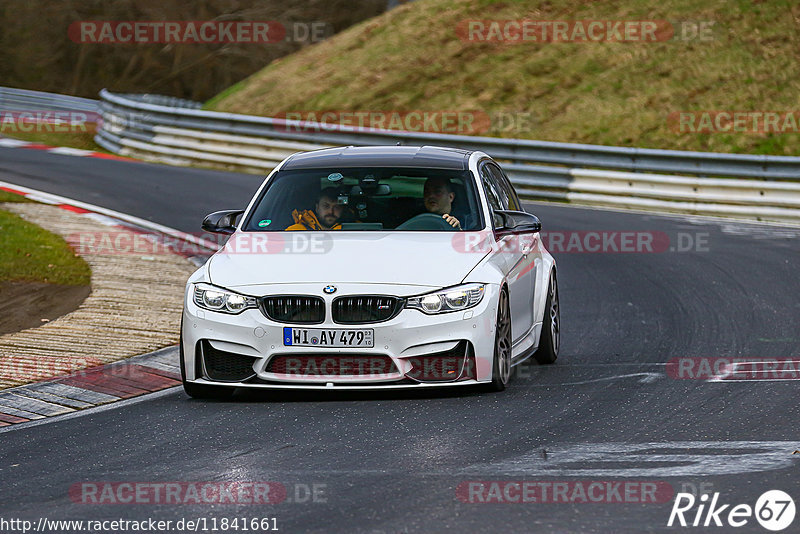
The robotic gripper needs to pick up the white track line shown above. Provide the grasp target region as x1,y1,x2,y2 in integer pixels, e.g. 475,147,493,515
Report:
0,179,218,250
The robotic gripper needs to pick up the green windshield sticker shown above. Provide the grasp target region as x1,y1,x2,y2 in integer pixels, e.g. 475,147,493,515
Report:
327,172,343,182
258,219,272,227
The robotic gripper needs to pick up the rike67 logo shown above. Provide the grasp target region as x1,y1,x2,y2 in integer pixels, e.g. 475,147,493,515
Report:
668,490,795,531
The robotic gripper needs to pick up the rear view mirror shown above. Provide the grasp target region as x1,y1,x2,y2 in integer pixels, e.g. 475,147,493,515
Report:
358,175,392,196
201,209,244,235
348,184,391,196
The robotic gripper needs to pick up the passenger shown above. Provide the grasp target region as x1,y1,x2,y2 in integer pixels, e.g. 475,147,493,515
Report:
286,187,344,231
423,177,461,229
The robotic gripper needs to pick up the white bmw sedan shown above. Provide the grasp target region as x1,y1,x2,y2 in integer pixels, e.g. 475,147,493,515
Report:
181,145,559,397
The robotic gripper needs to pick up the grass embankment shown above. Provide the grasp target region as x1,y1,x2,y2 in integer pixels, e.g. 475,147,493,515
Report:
206,0,800,155
0,128,102,152
0,191,91,286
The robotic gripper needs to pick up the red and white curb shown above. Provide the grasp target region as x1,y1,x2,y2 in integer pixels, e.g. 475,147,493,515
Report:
0,347,181,427
0,182,219,426
0,135,133,162
0,180,219,259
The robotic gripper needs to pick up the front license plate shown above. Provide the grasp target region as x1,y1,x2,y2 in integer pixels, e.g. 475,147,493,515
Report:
283,327,374,348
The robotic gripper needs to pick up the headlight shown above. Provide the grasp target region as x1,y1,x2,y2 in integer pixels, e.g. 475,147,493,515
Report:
193,284,257,314
406,283,485,314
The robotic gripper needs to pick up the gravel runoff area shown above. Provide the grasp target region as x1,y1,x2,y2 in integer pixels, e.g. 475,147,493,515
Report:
0,201,198,390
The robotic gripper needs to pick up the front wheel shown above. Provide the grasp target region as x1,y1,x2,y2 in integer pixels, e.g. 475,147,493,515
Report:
488,288,512,391
533,270,560,365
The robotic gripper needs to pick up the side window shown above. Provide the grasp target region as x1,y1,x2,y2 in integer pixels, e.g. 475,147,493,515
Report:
501,169,522,211
480,165,504,213
488,163,520,211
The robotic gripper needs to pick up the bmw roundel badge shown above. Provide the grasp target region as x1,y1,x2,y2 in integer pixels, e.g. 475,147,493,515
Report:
323,285,337,294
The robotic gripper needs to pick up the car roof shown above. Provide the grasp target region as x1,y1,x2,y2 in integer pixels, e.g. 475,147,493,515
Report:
281,145,473,171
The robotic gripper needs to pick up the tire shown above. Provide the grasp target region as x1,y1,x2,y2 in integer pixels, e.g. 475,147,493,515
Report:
179,328,235,400
488,287,512,391
533,270,560,365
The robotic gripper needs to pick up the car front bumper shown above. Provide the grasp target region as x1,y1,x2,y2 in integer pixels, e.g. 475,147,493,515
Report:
181,283,500,389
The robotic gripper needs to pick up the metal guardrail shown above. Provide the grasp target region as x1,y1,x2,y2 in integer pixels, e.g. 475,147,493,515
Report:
0,86,794,225
96,89,800,180
112,93,202,110
93,89,800,224
0,86,99,113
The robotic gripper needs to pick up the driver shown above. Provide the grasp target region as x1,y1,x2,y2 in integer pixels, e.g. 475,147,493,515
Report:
423,177,461,229
286,187,343,231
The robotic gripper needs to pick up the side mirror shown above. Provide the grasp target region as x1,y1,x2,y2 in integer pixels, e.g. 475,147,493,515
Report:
493,209,541,234
201,209,245,235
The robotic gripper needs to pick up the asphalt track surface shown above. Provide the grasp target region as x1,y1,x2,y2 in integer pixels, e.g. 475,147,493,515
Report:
0,147,798,533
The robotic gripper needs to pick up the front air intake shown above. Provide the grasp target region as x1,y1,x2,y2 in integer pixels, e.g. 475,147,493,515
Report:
265,354,399,377
201,341,257,382
406,341,475,382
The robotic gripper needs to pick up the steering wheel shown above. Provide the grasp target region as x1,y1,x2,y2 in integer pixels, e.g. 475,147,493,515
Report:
396,212,457,231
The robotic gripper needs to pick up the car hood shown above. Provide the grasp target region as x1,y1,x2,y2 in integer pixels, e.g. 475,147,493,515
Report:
207,232,488,292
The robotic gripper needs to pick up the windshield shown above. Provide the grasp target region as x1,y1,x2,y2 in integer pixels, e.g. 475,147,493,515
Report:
242,167,484,231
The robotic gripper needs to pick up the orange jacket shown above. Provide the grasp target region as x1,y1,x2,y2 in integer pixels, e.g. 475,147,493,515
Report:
285,209,342,231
